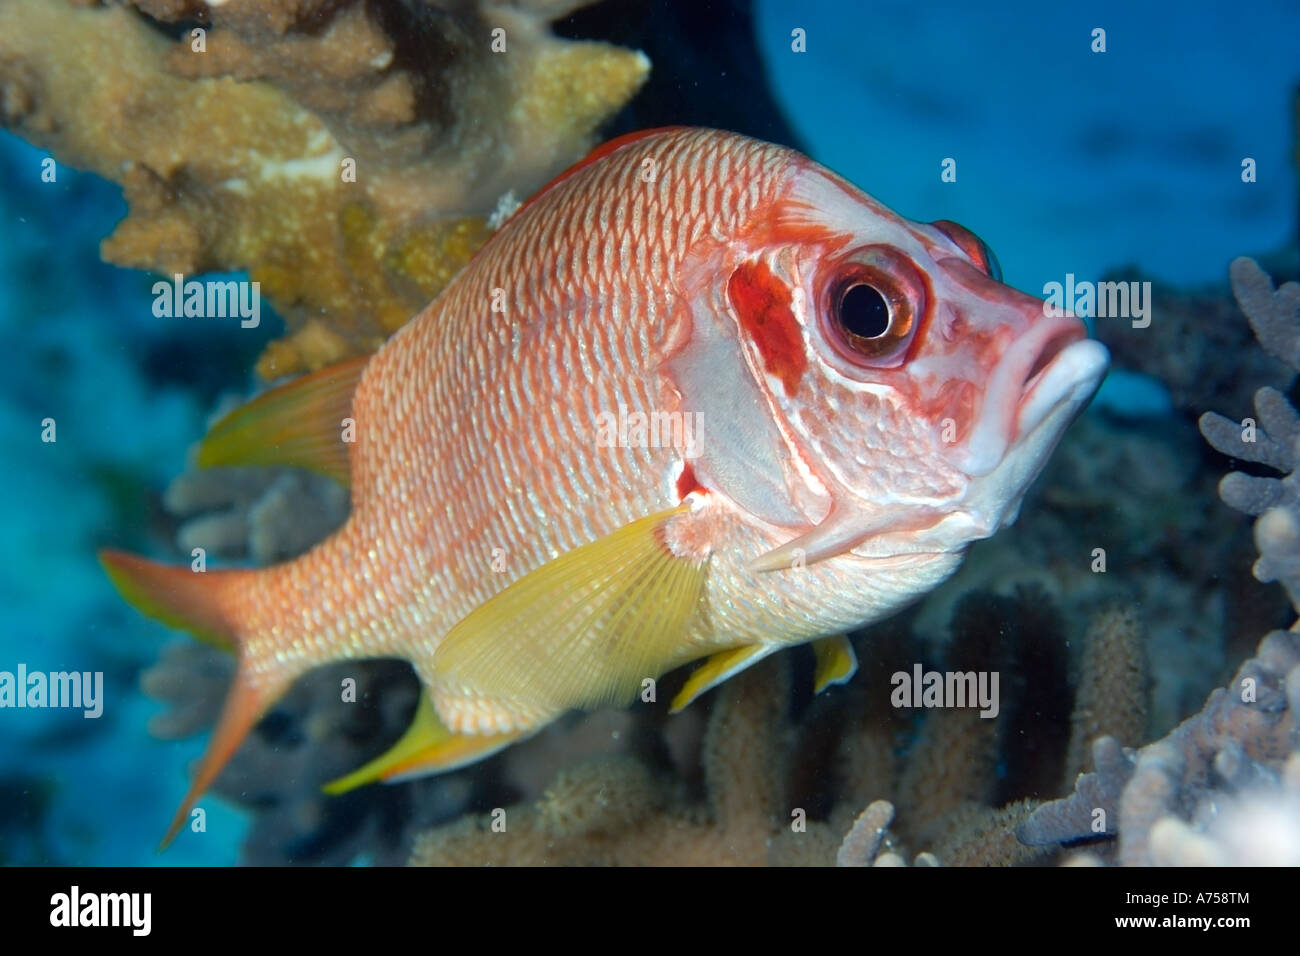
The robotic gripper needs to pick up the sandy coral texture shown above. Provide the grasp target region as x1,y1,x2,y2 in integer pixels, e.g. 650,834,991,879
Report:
0,0,648,377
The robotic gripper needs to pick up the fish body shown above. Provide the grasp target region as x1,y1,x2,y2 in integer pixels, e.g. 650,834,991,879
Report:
101,127,1108,842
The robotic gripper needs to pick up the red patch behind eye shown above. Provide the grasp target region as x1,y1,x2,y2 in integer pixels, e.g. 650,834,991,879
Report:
728,260,807,397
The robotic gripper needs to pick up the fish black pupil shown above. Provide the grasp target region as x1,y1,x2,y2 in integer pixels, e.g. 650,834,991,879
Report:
839,284,890,339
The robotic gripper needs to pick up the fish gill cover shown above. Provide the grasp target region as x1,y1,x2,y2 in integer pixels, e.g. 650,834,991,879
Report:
0,0,1296,877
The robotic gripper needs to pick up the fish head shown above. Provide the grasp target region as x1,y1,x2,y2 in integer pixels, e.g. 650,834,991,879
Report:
671,154,1109,572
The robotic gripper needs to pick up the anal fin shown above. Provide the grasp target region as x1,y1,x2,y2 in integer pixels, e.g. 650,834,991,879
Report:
323,693,520,794
670,644,777,713
812,634,858,694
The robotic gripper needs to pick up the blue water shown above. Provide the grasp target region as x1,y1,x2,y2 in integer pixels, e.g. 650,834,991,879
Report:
1,0,1297,865
0,138,248,865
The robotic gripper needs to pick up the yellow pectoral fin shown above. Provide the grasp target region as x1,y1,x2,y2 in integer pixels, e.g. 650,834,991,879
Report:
323,693,519,794
812,634,858,694
198,355,368,486
670,644,778,713
433,506,708,729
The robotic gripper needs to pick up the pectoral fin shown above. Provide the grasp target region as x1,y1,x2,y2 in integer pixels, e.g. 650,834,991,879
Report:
812,634,857,694
323,693,520,793
432,506,708,733
669,644,777,713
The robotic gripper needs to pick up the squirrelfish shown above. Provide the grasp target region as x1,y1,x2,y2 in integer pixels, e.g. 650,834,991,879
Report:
101,127,1108,845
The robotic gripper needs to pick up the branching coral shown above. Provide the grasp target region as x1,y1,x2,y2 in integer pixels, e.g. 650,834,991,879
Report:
1021,259,1300,866
1201,259,1300,608
0,0,648,377
1018,629,1300,865
164,464,348,565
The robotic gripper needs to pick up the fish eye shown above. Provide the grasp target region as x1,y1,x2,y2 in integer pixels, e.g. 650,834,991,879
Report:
825,261,916,364
837,283,891,340
932,219,1002,282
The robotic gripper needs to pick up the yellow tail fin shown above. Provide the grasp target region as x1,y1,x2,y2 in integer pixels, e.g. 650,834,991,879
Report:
99,549,291,850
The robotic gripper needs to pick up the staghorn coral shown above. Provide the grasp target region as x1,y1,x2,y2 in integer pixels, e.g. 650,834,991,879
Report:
0,0,648,377
1022,258,1300,865
1019,628,1300,865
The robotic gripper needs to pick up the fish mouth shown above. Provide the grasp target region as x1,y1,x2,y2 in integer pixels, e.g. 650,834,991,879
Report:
958,315,1101,477
1015,331,1108,441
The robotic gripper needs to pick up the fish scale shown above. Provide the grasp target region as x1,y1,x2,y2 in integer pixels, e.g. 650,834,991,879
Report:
101,127,1107,846
220,131,789,684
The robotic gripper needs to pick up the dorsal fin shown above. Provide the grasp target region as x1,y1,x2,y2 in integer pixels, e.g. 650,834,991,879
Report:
505,127,687,226
197,355,368,486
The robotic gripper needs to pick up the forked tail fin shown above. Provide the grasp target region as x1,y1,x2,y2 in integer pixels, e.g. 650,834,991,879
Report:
99,549,292,849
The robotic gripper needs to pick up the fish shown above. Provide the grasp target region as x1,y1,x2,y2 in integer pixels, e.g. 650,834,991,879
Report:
99,126,1109,846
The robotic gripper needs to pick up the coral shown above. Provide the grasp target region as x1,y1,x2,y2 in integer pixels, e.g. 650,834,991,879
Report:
165,465,348,565
408,587,1106,868
0,0,648,377
1145,753,1300,866
1063,605,1147,782
835,800,895,867
141,640,233,740
1023,259,1300,866
926,801,1043,868
1019,629,1300,865
1201,259,1300,608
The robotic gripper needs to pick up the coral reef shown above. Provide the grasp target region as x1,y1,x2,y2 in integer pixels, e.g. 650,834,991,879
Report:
1019,629,1300,866
410,657,854,866
0,0,648,377
1021,258,1300,866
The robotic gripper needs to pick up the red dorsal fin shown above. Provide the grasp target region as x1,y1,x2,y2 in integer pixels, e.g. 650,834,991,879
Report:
507,126,689,224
